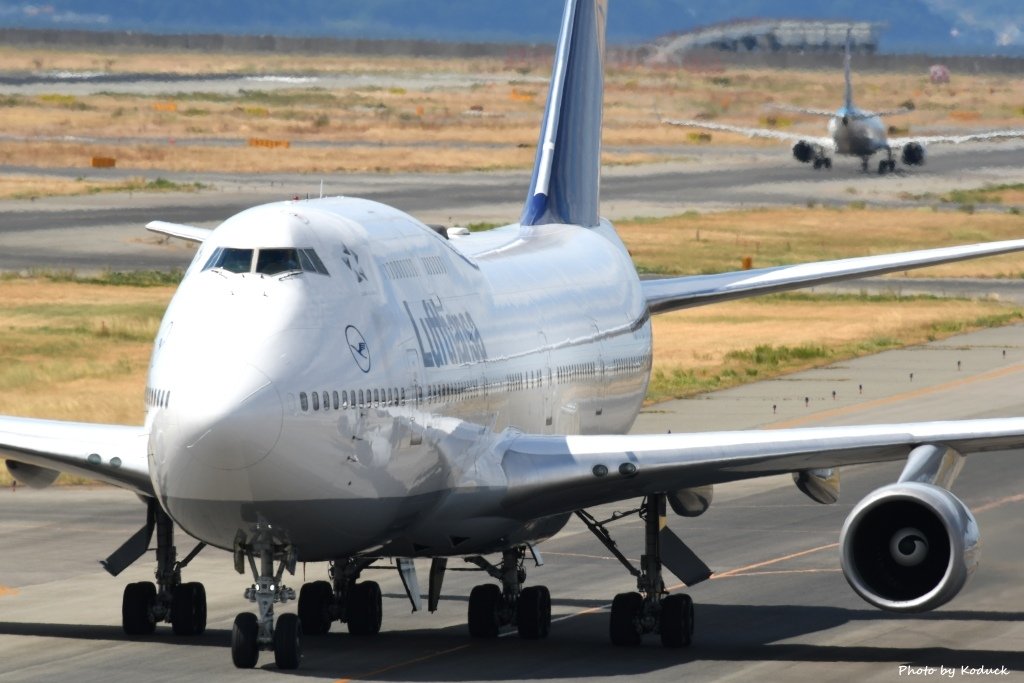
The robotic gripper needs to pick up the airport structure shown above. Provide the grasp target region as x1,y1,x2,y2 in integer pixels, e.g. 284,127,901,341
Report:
645,20,878,64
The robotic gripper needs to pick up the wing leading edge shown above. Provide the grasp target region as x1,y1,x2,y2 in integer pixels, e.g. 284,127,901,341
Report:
497,418,1024,519
0,416,152,495
642,238,1024,315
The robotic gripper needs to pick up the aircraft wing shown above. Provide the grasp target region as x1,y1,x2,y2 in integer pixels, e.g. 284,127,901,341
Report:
890,130,1024,147
146,221,211,243
663,118,832,147
0,416,152,496
641,238,1024,314
498,418,1024,518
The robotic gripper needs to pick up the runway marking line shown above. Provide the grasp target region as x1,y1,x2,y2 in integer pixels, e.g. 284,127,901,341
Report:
0,585,19,597
974,491,1024,513
768,361,1024,429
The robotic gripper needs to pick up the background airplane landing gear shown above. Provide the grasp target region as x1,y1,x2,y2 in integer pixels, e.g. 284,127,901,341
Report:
296,558,381,637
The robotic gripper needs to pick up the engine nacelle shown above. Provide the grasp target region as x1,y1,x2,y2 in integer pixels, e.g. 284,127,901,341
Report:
792,140,814,163
840,482,978,612
5,459,60,488
901,142,926,166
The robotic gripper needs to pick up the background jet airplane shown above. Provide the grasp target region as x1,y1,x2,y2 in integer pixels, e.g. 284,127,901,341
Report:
4,0,1024,672
664,30,1024,174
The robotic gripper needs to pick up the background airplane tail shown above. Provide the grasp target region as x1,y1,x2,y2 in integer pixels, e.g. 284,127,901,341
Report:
520,0,607,228
843,29,854,111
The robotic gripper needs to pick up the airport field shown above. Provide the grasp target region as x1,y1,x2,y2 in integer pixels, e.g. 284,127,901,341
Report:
1,45,1023,181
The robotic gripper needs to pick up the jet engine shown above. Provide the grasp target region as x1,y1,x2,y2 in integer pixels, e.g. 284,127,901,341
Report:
5,459,60,488
839,482,978,612
792,140,814,163
901,142,926,166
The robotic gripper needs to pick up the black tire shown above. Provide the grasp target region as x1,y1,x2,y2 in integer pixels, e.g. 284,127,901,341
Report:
878,160,888,175
274,613,302,670
122,581,157,635
812,158,822,170
516,585,552,639
824,158,832,169
468,584,502,638
347,581,382,636
298,581,334,635
170,582,207,636
889,159,897,172
610,592,643,646
659,593,694,648
231,612,259,669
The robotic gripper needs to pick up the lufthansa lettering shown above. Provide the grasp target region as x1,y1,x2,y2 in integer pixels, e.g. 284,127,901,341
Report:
404,299,487,368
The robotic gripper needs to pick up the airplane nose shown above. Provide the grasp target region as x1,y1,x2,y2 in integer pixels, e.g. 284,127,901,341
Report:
170,359,283,471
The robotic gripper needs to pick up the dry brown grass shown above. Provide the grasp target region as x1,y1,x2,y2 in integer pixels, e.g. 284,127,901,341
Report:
1,48,1020,175
618,206,1024,279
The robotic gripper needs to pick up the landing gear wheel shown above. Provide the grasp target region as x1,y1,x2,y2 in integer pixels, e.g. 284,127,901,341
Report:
888,159,896,172
347,581,382,636
812,158,822,170
878,160,889,175
122,581,157,635
659,593,694,648
468,583,502,638
170,581,207,636
824,158,832,169
231,612,259,669
298,581,333,635
609,591,643,646
517,585,551,639
273,613,302,670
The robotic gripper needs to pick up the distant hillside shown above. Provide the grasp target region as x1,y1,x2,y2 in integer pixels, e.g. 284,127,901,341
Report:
2,0,1021,54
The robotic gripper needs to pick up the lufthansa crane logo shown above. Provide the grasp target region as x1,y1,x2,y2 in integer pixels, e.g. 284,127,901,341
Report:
345,325,371,373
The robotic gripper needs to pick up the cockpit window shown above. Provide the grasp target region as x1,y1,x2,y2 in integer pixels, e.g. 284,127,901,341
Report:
256,248,301,275
203,246,329,276
203,247,253,273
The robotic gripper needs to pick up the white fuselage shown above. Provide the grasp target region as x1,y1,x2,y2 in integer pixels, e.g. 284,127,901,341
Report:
146,197,652,560
828,107,889,158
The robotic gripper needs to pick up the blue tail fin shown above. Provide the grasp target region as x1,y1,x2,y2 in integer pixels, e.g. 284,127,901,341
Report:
520,0,607,228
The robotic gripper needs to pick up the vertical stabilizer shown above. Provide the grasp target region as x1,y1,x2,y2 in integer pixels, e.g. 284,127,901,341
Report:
520,0,607,228
843,28,854,111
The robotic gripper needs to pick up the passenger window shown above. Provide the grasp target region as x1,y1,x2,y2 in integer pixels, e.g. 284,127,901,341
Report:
256,248,301,275
358,389,364,408
373,389,380,405
333,391,339,410
204,247,254,273
341,390,348,408
400,388,406,405
299,392,308,412
312,391,320,411
323,391,330,410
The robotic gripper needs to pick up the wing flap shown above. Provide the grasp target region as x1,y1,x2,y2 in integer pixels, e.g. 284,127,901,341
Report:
0,416,152,495
498,418,1024,519
642,238,1024,315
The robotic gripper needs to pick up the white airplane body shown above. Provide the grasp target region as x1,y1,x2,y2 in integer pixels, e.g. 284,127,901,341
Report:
665,32,1024,174
4,0,1024,670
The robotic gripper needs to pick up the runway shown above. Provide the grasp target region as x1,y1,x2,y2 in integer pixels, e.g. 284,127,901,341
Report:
2,324,1022,682
2,139,1024,273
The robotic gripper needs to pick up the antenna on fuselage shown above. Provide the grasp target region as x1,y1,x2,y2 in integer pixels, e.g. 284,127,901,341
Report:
319,179,324,199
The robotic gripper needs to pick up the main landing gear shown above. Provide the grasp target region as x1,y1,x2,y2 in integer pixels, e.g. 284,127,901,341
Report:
103,499,208,638
230,525,301,669
812,156,832,170
577,494,711,647
297,558,383,637
465,546,552,640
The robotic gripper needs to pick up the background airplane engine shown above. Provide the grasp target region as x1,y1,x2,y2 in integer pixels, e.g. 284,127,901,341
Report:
5,459,60,488
901,142,926,165
792,140,815,163
839,482,978,612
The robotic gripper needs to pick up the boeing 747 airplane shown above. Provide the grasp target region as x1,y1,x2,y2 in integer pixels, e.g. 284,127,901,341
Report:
664,31,1024,174
4,0,1024,671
